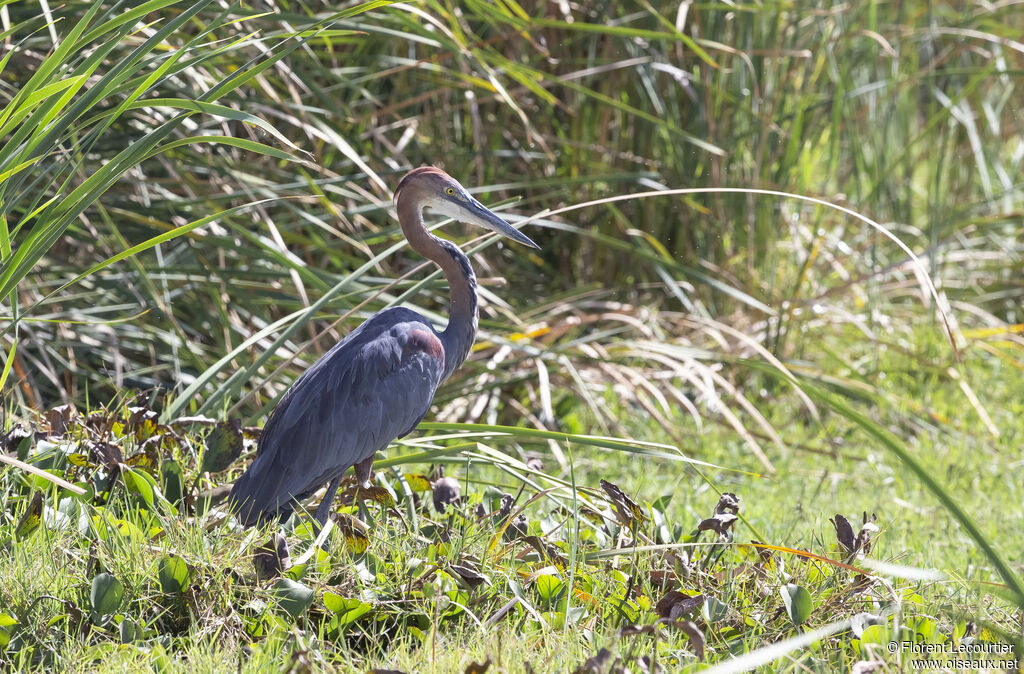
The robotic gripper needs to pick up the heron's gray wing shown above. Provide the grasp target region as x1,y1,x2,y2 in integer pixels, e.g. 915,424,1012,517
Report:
228,309,445,526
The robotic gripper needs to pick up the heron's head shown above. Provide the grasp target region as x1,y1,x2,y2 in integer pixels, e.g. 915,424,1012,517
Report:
395,167,540,249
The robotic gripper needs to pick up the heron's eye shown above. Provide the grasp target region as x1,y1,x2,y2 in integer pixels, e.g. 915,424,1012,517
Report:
445,187,455,196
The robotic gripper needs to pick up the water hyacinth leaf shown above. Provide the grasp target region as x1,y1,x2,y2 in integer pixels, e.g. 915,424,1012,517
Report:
272,578,314,618
89,514,145,546
119,618,140,643
859,623,888,645
161,460,184,505
29,470,66,493
609,593,640,622
245,613,290,639
91,572,124,616
15,491,43,541
125,450,157,470
702,596,729,624
285,563,307,581
122,467,155,508
910,616,938,641
158,555,190,594
535,574,564,603
323,592,372,627
780,584,813,626
201,421,243,473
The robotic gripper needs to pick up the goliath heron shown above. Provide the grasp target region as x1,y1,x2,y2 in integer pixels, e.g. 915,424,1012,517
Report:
228,167,539,528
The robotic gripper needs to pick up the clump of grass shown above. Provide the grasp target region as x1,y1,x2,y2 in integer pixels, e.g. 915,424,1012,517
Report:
3,390,1018,672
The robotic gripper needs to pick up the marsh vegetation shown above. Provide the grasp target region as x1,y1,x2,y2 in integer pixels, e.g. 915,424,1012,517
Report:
1,1,1022,671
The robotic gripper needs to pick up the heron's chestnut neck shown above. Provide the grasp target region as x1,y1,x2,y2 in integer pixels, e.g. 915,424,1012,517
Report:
395,187,478,381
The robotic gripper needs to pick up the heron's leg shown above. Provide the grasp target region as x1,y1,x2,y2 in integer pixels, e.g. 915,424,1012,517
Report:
314,475,343,528
353,456,375,523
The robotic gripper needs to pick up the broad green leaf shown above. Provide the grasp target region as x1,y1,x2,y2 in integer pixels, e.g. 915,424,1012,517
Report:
780,584,813,627
119,618,140,643
702,596,729,624
122,467,155,508
272,578,314,619
323,593,372,627
90,572,124,615
157,555,190,594
534,574,564,603
89,514,145,546
161,460,184,506
860,624,889,645
402,473,433,492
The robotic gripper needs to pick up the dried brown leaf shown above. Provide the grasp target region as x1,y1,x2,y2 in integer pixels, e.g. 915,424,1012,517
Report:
714,492,741,514
655,591,703,621
331,513,370,553
432,477,460,512
45,404,77,437
338,485,395,508
676,620,705,660
92,442,123,470
254,533,290,580
464,658,491,674
619,623,659,638
447,563,489,591
522,535,566,568
601,479,647,526
696,513,738,537
572,648,618,674
831,514,856,552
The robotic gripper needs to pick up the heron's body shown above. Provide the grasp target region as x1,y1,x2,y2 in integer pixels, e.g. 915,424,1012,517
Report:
228,167,536,528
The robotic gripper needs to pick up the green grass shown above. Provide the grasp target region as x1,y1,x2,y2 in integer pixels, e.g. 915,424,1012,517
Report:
1,0,1022,671
1,328,1020,672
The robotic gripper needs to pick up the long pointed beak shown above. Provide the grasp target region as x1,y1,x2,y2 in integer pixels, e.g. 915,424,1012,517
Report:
467,197,541,250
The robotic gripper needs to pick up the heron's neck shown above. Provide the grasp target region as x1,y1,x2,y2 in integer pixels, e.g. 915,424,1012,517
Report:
399,199,478,381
